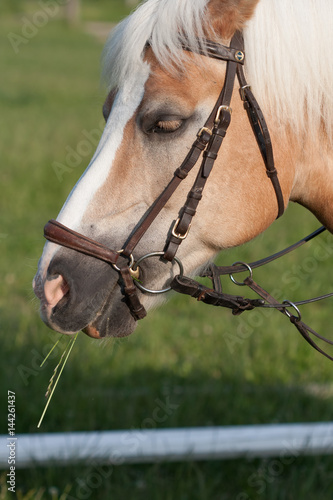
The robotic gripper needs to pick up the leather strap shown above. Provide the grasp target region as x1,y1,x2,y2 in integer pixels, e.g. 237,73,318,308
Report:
163,31,285,261
172,274,264,313
244,276,333,362
44,219,148,320
121,128,212,258
172,269,333,362
201,225,326,277
171,225,333,361
163,33,241,261
119,265,147,319
44,220,120,265
184,38,245,65
122,32,246,259
237,65,284,218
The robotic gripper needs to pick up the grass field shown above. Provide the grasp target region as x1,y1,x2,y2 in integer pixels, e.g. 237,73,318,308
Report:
1,3,333,499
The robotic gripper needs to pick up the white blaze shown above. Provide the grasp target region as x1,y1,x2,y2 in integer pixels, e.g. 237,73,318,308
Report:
37,62,150,277
58,62,150,229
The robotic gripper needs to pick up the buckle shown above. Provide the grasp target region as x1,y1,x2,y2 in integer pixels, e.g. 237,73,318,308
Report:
197,127,212,140
240,85,251,101
172,218,191,240
214,105,232,125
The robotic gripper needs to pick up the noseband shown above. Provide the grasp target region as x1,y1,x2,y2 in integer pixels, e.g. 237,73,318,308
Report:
43,32,333,361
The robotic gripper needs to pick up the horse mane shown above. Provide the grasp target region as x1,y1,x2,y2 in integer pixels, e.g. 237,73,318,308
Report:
102,0,333,140
245,0,333,140
102,0,210,90
103,0,208,89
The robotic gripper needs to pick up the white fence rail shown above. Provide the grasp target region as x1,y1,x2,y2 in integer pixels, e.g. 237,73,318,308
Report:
1,423,333,469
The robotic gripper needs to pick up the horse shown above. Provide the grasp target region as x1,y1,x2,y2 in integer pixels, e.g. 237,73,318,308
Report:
33,0,333,341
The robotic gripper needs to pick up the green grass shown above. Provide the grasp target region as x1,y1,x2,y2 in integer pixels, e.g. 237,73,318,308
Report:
0,0,135,23
1,9,333,500
80,0,137,22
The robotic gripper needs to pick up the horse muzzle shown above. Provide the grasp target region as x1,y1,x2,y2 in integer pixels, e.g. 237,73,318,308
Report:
33,245,138,338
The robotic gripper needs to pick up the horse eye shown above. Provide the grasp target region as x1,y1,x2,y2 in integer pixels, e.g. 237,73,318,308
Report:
150,119,183,134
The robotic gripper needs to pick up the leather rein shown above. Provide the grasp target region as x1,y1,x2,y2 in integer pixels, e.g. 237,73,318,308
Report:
43,32,333,360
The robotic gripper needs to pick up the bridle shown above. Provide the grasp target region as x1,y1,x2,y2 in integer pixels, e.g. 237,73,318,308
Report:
43,32,333,360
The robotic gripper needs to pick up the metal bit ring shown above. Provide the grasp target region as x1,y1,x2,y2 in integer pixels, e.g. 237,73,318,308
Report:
229,261,253,286
132,251,184,294
282,300,302,322
112,250,135,272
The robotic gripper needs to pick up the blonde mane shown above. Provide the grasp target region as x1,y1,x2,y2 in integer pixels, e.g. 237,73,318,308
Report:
245,0,333,139
102,0,333,139
102,0,210,90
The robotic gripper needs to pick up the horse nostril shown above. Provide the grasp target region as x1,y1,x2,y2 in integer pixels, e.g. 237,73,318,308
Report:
44,274,69,308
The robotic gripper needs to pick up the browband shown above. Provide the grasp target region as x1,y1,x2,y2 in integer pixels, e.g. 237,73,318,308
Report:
183,38,245,64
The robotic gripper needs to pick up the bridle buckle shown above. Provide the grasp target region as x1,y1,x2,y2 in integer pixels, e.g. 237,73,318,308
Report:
240,84,251,101
172,218,191,240
197,126,212,139
214,105,232,125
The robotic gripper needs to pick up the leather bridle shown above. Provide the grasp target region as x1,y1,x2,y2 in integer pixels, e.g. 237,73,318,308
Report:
43,32,333,360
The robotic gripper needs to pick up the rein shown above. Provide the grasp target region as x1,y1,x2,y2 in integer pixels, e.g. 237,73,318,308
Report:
43,32,333,360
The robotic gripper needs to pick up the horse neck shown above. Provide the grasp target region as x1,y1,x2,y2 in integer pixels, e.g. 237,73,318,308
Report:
286,128,333,232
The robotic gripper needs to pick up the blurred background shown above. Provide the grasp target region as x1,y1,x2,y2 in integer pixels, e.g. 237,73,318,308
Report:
1,1,333,498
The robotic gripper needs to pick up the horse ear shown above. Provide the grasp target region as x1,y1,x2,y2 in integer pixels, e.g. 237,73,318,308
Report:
207,0,259,40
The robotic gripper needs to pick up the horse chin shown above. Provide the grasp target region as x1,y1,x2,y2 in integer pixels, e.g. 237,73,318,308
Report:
83,320,135,339
82,299,138,339
42,293,138,339
83,325,103,339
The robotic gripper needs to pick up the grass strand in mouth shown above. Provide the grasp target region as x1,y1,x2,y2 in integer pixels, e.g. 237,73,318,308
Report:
44,344,69,399
40,338,61,368
37,332,79,428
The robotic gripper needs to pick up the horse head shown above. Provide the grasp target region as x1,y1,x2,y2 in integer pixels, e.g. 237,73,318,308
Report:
33,0,333,339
